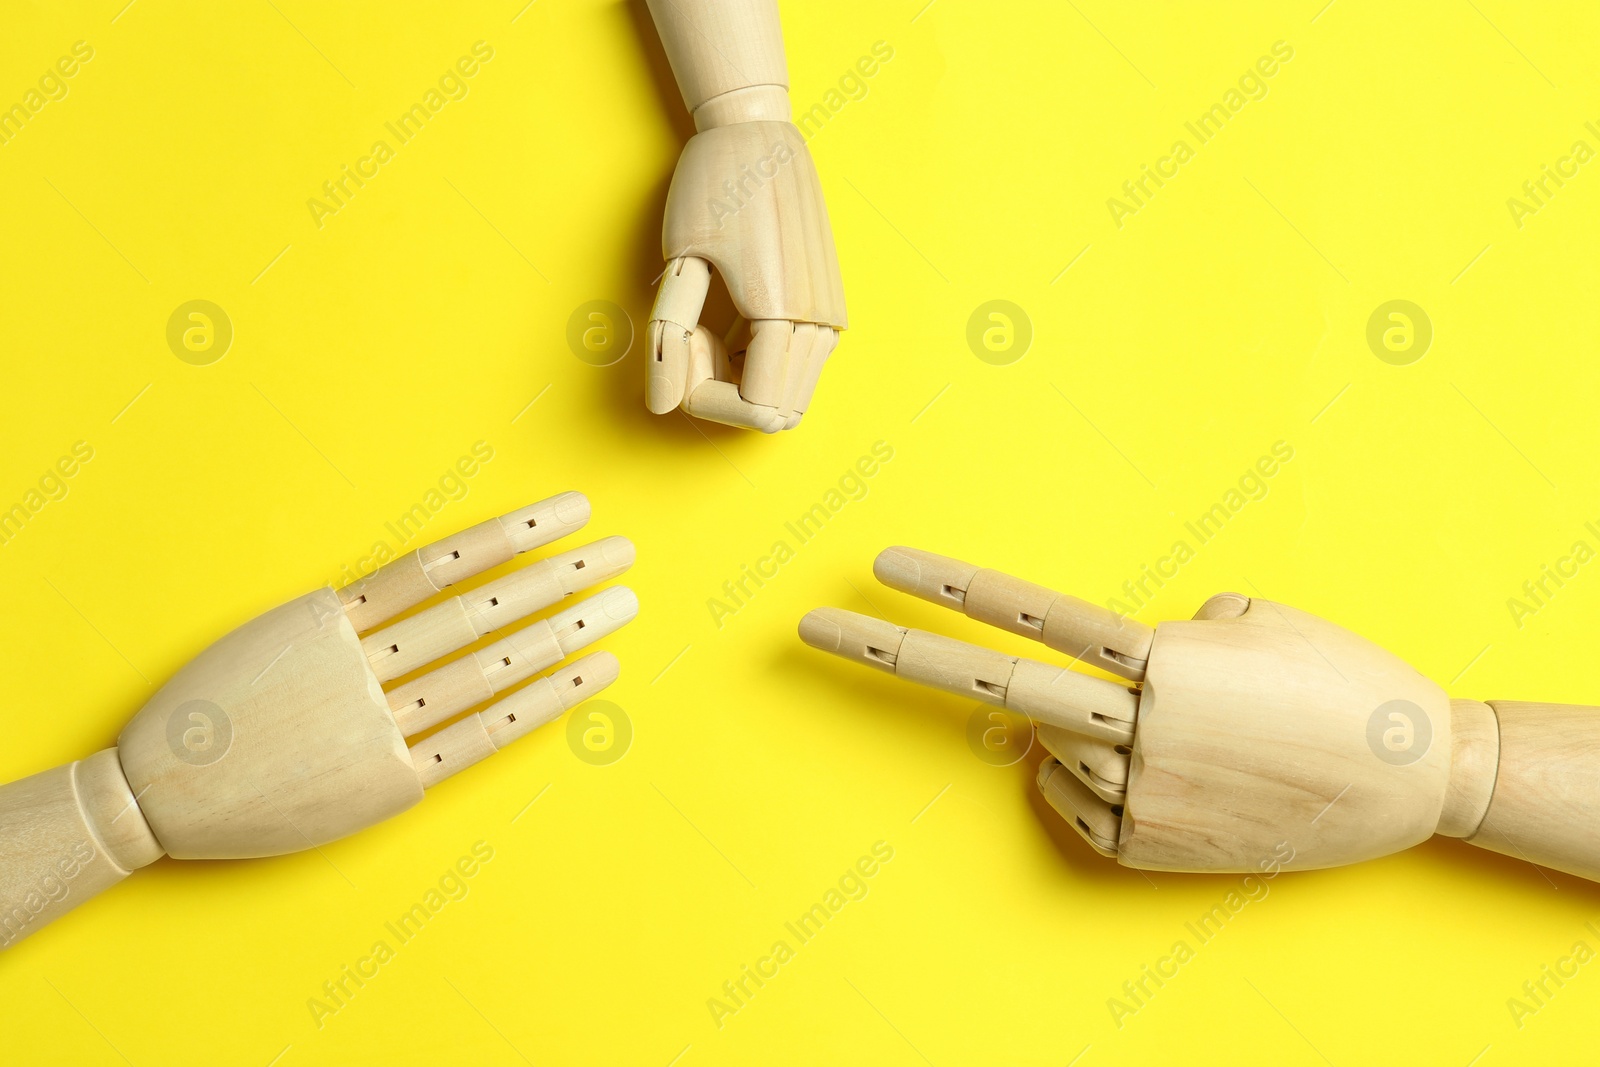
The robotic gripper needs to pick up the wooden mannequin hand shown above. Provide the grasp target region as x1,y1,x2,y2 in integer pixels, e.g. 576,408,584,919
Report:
0,494,637,949
640,0,847,432
801,547,1600,886
646,117,846,433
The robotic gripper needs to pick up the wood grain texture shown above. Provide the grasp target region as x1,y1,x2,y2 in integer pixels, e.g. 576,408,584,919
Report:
644,0,787,115
1466,701,1600,880
805,557,1600,884
0,750,161,950
872,546,1154,681
662,121,847,327
1119,598,1453,873
118,588,422,859
1437,698,1498,839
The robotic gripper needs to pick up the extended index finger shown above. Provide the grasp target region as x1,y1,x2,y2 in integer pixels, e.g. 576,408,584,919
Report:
872,547,1153,681
797,607,1136,743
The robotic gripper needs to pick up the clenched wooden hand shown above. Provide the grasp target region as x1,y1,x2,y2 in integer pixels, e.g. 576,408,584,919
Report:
643,0,846,432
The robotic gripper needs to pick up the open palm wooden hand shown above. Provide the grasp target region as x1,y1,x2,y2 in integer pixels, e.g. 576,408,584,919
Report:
0,494,635,949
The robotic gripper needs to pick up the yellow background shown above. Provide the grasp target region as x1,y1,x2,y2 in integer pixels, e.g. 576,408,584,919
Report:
3,0,1600,1063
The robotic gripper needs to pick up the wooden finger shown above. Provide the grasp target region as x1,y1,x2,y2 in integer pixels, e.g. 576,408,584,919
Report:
647,321,692,414
410,651,621,788
797,608,1136,742
722,318,755,388
687,322,720,393
737,318,793,410
362,538,634,684
873,547,1154,681
1037,724,1128,804
1193,591,1250,621
775,322,819,421
720,317,747,374
683,378,784,432
648,256,711,413
782,326,837,431
388,586,637,736
1038,758,1121,857
679,323,786,431
651,255,711,331
339,494,592,632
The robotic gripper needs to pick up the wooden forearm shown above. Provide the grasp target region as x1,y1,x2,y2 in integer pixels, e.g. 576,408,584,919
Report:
1448,701,1600,882
0,749,162,949
644,0,790,129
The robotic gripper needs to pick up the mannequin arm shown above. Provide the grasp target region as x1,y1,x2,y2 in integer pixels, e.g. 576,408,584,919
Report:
0,749,162,949
800,546,1600,888
0,495,636,950
641,0,847,432
1451,700,1600,882
644,0,789,129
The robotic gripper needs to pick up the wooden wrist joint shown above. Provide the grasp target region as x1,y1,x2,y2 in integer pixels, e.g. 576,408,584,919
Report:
694,85,790,130
78,748,163,871
1437,699,1498,838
